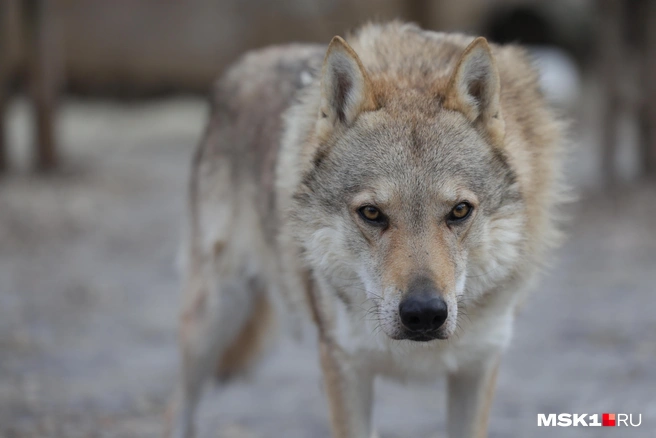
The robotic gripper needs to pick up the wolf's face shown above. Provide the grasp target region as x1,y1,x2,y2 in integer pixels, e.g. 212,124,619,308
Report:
292,37,524,342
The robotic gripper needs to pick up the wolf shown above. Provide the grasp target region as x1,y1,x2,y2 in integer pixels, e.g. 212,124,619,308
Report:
166,21,565,438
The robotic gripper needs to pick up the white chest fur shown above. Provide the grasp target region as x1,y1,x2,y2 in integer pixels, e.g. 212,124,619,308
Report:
330,294,515,381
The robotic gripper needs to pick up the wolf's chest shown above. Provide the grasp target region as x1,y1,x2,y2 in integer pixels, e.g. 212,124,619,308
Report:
330,299,513,382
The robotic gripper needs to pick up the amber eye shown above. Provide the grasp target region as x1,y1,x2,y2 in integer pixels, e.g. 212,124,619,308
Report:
358,206,387,225
448,202,473,222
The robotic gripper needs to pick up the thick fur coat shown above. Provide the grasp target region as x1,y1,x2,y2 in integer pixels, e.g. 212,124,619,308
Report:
166,21,565,438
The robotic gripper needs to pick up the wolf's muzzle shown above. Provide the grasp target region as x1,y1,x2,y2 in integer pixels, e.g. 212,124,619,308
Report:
398,276,448,338
399,294,448,332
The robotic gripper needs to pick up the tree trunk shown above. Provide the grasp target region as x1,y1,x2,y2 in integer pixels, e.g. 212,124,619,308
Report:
24,0,63,172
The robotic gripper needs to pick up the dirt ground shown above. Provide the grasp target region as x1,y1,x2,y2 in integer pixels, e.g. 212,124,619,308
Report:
1,98,655,438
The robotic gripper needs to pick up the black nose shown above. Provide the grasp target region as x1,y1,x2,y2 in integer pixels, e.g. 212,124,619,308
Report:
399,294,448,332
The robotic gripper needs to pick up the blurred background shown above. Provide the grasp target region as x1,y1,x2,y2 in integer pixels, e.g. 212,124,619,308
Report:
0,0,654,437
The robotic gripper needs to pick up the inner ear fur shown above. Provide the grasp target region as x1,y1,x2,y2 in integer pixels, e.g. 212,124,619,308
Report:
318,36,377,131
444,37,505,146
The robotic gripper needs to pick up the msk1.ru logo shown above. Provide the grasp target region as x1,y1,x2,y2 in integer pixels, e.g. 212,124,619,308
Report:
537,413,642,427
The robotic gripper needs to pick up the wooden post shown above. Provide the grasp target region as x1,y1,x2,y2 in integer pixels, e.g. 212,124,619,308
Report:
598,0,623,185
0,90,5,173
638,0,656,178
24,0,63,172
0,1,10,172
0,78,6,173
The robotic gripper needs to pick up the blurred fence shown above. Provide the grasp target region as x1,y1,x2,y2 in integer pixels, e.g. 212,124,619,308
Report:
0,0,655,182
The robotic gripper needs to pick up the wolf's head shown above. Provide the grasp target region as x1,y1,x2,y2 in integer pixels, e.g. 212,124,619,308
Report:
291,35,525,342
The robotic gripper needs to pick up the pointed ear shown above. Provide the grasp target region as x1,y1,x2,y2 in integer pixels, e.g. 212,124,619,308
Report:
444,37,505,145
319,36,376,129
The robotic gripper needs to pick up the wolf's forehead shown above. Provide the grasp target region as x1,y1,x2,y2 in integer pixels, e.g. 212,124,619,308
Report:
356,108,483,150
341,114,490,179
323,114,514,208
354,177,461,208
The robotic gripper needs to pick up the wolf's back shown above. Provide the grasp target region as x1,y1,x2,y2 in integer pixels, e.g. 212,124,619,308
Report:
188,44,325,245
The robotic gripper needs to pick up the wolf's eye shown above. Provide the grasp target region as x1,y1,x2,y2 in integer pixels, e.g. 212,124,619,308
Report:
358,206,387,225
447,202,472,222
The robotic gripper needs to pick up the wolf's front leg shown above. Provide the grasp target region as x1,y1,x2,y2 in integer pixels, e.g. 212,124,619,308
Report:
319,339,374,438
447,353,501,438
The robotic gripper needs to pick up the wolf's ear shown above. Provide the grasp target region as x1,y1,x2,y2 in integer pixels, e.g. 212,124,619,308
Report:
319,36,376,130
444,37,505,145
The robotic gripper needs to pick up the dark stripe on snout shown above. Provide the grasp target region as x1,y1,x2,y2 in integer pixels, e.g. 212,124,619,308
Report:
406,275,441,297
